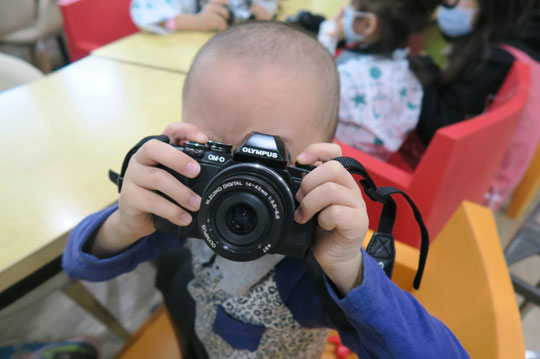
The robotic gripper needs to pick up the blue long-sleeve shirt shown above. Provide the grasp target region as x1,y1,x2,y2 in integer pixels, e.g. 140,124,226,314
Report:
63,205,468,358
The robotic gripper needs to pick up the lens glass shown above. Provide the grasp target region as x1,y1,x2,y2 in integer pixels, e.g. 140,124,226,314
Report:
226,204,257,235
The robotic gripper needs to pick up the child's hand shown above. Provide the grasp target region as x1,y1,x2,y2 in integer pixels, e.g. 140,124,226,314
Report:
331,6,346,39
196,0,230,31
250,3,273,20
294,143,369,296
90,123,208,257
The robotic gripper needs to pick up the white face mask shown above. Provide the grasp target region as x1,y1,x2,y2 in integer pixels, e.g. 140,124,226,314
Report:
343,6,369,45
436,6,477,37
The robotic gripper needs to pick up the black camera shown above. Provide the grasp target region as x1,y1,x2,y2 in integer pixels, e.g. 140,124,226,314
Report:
154,132,317,262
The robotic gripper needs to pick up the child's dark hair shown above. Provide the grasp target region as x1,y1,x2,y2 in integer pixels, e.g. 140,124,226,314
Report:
441,0,539,85
351,0,442,55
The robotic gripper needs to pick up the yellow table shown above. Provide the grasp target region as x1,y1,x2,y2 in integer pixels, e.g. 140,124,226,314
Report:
0,56,185,292
277,0,346,21
92,0,347,74
92,31,213,74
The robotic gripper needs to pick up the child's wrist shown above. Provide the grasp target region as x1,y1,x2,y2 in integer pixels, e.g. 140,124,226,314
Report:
321,251,364,296
91,211,145,257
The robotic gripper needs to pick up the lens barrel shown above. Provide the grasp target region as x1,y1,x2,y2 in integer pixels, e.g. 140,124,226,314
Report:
197,163,294,261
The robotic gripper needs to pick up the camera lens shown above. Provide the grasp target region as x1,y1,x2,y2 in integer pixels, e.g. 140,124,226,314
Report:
226,204,257,235
214,192,268,247
198,163,295,261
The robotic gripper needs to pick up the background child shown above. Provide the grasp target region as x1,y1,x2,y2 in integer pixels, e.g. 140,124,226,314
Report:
418,0,539,144
321,0,441,160
130,0,280,33
62,22,467,358
418,0,539,208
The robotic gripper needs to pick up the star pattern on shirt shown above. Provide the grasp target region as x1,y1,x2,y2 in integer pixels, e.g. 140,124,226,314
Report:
352,94,366,107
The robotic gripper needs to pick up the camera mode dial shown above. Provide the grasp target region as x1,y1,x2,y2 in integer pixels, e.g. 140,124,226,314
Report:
208,141,233,153
183,141,209,158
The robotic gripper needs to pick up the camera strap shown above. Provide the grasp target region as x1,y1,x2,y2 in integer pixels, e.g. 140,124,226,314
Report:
304,156,429,332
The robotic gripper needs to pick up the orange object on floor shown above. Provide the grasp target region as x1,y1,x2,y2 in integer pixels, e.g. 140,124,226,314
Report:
337,61,531,248
115,306,181,359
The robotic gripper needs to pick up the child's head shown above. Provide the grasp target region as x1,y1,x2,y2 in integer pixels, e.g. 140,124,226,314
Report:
437,0,536,38
346,0,441,55
438,0,538,84
182,21,340,160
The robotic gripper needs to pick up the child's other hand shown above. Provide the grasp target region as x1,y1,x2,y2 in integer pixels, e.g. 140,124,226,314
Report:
92,123,208,257
250,3,272,20
331,5,346,38
196,0,230,31
295,143,369,296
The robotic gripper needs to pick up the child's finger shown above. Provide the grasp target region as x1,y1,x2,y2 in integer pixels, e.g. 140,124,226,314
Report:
132,165,201,212
334,5,347,21
162,122,208,145
296,143,342,164
250,4,272,20
209,0,229,5
294,182,362,224
317,204,369,238
207,3,230,20
297,161,358,201
206,15,227,31
126,185,193,226
134,139,201,179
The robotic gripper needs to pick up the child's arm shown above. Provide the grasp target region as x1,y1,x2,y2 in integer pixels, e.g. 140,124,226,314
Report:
171,0,230,32
294,142,367,295
62,123,209,280
130,0,230,33
294,143,469,358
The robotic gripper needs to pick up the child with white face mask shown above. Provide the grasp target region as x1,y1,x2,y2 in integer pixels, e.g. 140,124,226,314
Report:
318,0,442,160
419,0,540,209
436,0,479,37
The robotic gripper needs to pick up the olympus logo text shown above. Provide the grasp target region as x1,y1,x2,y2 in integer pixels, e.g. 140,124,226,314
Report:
241,147,278,158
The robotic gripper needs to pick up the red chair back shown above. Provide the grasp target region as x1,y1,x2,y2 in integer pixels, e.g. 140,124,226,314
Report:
59,0,138,61
339,61,531,248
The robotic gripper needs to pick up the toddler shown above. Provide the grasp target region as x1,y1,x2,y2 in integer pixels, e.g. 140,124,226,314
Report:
63,22,467,359
320,0,441,160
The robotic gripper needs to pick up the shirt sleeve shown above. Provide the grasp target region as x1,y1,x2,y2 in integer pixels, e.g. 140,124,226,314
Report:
416,47,514,145
62,204,186,282
326,250,470,359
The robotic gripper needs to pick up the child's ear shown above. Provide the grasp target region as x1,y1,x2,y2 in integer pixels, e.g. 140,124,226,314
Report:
361,13,379,38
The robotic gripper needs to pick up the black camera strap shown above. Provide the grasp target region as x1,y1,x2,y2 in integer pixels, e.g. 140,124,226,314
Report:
303,156,429,332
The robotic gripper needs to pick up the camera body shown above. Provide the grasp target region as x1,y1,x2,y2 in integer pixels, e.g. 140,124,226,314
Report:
154,132,317,262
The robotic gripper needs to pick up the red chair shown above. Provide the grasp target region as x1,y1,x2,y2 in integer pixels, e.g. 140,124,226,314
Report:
58,0,139,61
337,61,531,248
